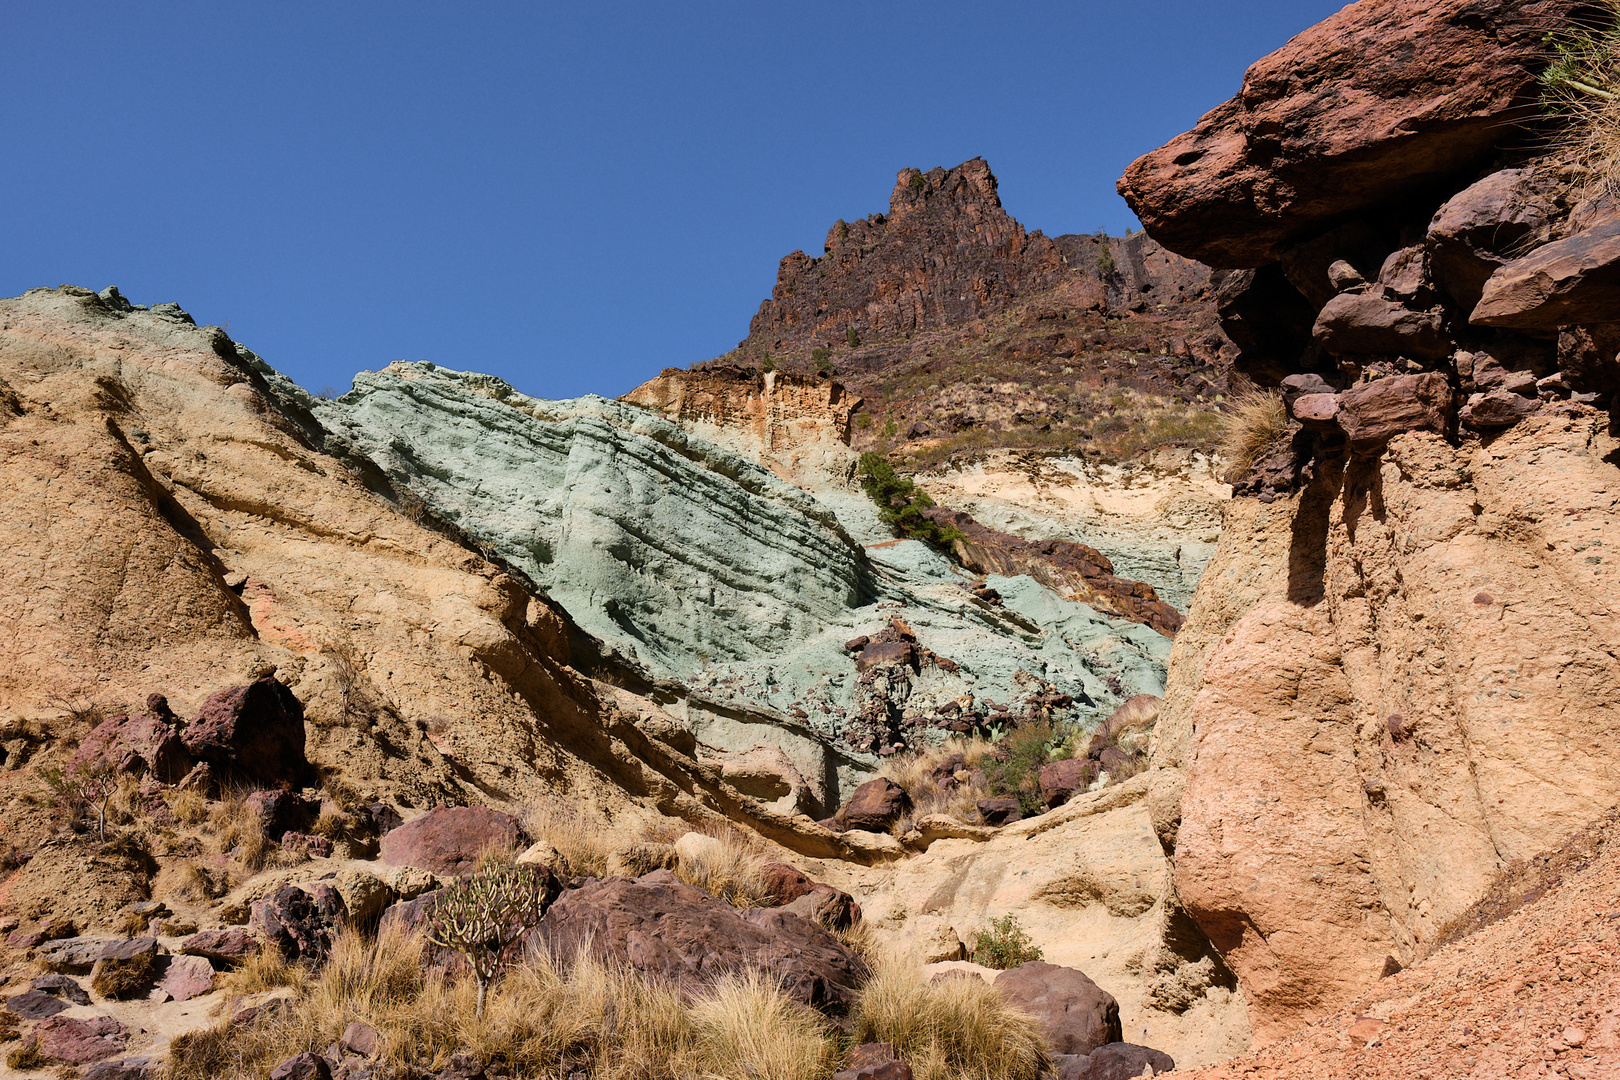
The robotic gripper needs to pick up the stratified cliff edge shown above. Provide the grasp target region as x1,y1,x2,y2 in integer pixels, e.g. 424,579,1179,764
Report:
1120,0,1620,1053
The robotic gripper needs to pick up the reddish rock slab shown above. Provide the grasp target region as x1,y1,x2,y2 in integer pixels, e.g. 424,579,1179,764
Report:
760,862,819,905
836,778,910,833
1336,372,1453,453
159,954,215,1001
1313,293,1450,360
72,712,192,784
246,789,318,841
1041,758,1100,809
1462,390,1542,430
780,883,861,932
182,676,311,785
1290,393,1342,430
377,805,527,876
993,961,1122,1056
1118,0,1576,267
976,796,1022,825
1427,167,1558,309
6,989,70,1019
538,869,866,1013
180,927,261,965
854,640,918,673
269,1052,333,1080
33,1014,130,1065
834,1062,913,1080
81,1058,158,1080
1472,216,1620,330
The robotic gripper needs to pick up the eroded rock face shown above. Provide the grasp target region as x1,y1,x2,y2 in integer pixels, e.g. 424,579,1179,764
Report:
1154,417,1620,1042
72,710,192,783
1118,0,1579,266
748,158,1068,349
1472,216,1620,330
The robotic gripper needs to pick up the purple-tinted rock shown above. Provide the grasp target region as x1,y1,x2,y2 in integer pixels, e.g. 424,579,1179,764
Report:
341,1020,382,1057
180,927,260,965
366,802,404,835
1040,758,1100,809
1426,168,1558,310
976,797,1022,825
780,883,862,931
281,831,334,859
32,1014,129,1065
1462,390,1542,430
270,1051,333,1080
160,954,215,1001
82,1057,159,1080
1313,293,1450,360
246,789,319,842
73,711,194,784
251,884,347,962
378,805,527,876
182,676,310,786
1053,1043,1176,1080
32,973,91,1005
1336,373,1453,453
6,989,70,1019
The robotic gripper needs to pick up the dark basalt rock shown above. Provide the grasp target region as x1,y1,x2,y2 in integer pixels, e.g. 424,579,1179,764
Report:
993,961,1122,1057
182,676,311,786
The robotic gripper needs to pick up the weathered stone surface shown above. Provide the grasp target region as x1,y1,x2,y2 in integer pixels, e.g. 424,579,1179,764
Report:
72,711,192,783
1119,0,1579,266
182,676,311,786
1461,390,1541,430
1290,393,1341,430
993,961,1122,1056
1312,293,1449,360
837,778,910,833
780,883,861,931
38,936,115,973
1041,758,1100,809
1473,216,1620,330
251,883,347,962
921,506,1183,636
1336,373,1452,452
6,990,69,1018
32,1014,129,1064
1052,1043,1176,1080
81,1057,158,1080
1427,168,1558,310
976,797,1023,825
1154,417,1620,1041
854,640,917,673
538,869,866,1012
32,973,91,1005
341,1020,382,1057
160,954,215,1001
180,928,260,965
833,1062,912,1080
760,862,820,905
378,806,526,876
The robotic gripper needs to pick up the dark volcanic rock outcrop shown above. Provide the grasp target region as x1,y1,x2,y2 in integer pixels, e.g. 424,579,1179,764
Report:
1119,0,1579,267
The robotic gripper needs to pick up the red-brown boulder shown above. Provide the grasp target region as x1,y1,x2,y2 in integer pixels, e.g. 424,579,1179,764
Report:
538,869,866,1012
1427,168,1558,309
377,805,527,876
1336,373,1452,453
836,778,910,832
993,961,1122,1056
760,862,819,905
1040,758,1099,809
1461,390,1542,430
182,676,310,785
1313,293,1450,360
30,1014,129,1065
1118,0,1577,267
1472,216,1620,330
73,711,193,784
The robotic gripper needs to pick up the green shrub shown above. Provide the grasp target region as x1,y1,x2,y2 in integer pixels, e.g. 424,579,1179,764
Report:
810,348,832,373
856,453,964,550
1094,230,1116,277
979,721,1057,817
970,914,1044,970
847,326,861,348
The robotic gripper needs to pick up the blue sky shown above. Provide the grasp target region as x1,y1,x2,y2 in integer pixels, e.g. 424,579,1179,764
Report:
3,2,1344,400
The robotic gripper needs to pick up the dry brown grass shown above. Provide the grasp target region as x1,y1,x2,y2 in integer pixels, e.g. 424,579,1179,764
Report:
519,800,612,878
111,907,150,937
880,735,998,836
210,790,271,871
174,861,222,902
671,825,771,907
219,945,306,995
853,952,1048,1080
169,788,209,826
1216,391,1289,482
1542,3,1620,198
168,926,840,1080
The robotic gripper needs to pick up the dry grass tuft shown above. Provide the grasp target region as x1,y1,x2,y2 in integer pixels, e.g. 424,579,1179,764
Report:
880,735,998,835
671,825,771,907
210,790,271,871
220,945,306,995
1216,391,1289,482
91,950,157,999
170,788,209,826
174,861,222,902
6,1037,45,1072
111,908,150,937
690,970,838,1080
1542,2,1620,197
519,800,613,878
854,952,1048,1080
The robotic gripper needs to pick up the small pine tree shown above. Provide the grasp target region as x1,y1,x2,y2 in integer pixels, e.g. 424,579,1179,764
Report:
847,326,861,348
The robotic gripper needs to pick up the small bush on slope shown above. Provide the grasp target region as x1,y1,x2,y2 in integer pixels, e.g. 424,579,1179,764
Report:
857,452,965,550
969,913,1045,971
